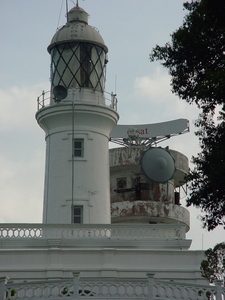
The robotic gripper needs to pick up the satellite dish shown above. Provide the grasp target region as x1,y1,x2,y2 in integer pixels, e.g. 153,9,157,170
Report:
140,147,175,183
53,85,67,102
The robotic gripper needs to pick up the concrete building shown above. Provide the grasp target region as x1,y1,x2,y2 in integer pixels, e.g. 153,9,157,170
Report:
1,3,224,300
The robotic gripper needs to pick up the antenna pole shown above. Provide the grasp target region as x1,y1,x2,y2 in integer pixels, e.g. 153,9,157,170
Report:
115,75,117,94
76,0,79,7
66,0,68,22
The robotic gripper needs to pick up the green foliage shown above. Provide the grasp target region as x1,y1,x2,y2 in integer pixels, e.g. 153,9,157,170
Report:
6,289,16,299
150,0,225,114
186,113,225,230
150,0,225,230
201,242,225,283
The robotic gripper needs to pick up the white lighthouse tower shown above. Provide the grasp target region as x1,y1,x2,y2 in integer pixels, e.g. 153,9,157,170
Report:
36,4,119,224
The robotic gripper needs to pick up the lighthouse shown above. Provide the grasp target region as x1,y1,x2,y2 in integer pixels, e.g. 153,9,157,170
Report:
36,5,119,224
0,3,212,293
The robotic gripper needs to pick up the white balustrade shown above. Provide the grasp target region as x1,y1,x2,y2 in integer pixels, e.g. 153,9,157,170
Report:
154,279,219,300
0,224,186,240
4,273,225,300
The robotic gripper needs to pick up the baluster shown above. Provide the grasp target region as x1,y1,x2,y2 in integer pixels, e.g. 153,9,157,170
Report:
0,277,9,300
147,273,155,300
73,272,80,299
215,280,223,300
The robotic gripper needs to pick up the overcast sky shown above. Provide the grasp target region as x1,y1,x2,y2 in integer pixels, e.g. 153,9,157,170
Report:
0,0,224,250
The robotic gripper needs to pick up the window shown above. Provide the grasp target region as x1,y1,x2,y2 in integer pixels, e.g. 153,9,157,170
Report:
73,206,83,224
74,139,84,157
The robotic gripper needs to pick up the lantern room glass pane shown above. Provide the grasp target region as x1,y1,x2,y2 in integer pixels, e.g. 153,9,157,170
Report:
50,42,106,92
80,43,92,88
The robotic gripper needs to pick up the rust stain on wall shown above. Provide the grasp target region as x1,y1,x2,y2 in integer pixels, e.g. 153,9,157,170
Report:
163,205,170,217
111,200,190,229
109,145,189,228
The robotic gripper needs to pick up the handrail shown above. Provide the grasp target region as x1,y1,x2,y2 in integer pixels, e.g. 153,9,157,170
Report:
37,89,117,111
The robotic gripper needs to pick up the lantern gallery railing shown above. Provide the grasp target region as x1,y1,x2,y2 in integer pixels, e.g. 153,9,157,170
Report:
36,89,117,111
0,223,186,240
3,273,225,300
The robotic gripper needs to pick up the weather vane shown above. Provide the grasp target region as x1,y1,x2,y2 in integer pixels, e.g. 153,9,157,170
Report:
69,0,79,6
66,0,79,7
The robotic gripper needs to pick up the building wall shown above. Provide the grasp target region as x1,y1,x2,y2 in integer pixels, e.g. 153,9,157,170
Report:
36,102,119,224
0,246,205,284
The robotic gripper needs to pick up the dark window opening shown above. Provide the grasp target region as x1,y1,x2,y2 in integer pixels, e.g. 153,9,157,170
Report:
73,206,83,224
74,139,84,157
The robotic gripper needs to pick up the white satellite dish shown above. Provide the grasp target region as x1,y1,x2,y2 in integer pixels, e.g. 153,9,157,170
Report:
53,85,67,102
140,147,175,183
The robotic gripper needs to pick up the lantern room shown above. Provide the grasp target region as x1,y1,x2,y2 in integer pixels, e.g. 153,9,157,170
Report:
47,5,108,101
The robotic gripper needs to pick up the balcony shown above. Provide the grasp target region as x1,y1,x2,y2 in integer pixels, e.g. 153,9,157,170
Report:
0,223,191,250
36,90,117,112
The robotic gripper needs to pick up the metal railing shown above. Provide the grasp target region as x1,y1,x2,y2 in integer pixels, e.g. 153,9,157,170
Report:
37,90,117,111
2,272,225,300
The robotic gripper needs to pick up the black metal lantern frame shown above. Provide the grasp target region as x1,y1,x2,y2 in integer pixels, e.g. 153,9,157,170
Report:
51,42,106,93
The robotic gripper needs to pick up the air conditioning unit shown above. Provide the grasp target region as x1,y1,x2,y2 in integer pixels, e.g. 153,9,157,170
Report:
117,176,133,190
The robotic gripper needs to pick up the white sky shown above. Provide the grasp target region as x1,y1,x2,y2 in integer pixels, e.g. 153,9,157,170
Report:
0,0,224,250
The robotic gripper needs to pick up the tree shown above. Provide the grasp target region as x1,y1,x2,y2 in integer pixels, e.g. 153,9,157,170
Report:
149,0,225,231
201,242,225,284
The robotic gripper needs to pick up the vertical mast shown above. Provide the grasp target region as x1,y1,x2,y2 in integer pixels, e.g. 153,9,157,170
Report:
66,0,68,22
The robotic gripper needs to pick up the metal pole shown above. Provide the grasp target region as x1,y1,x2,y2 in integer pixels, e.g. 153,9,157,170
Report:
63,95,75,223
66,0,68,22
42,90,45,107
71,94,75,223
166,181,169,201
